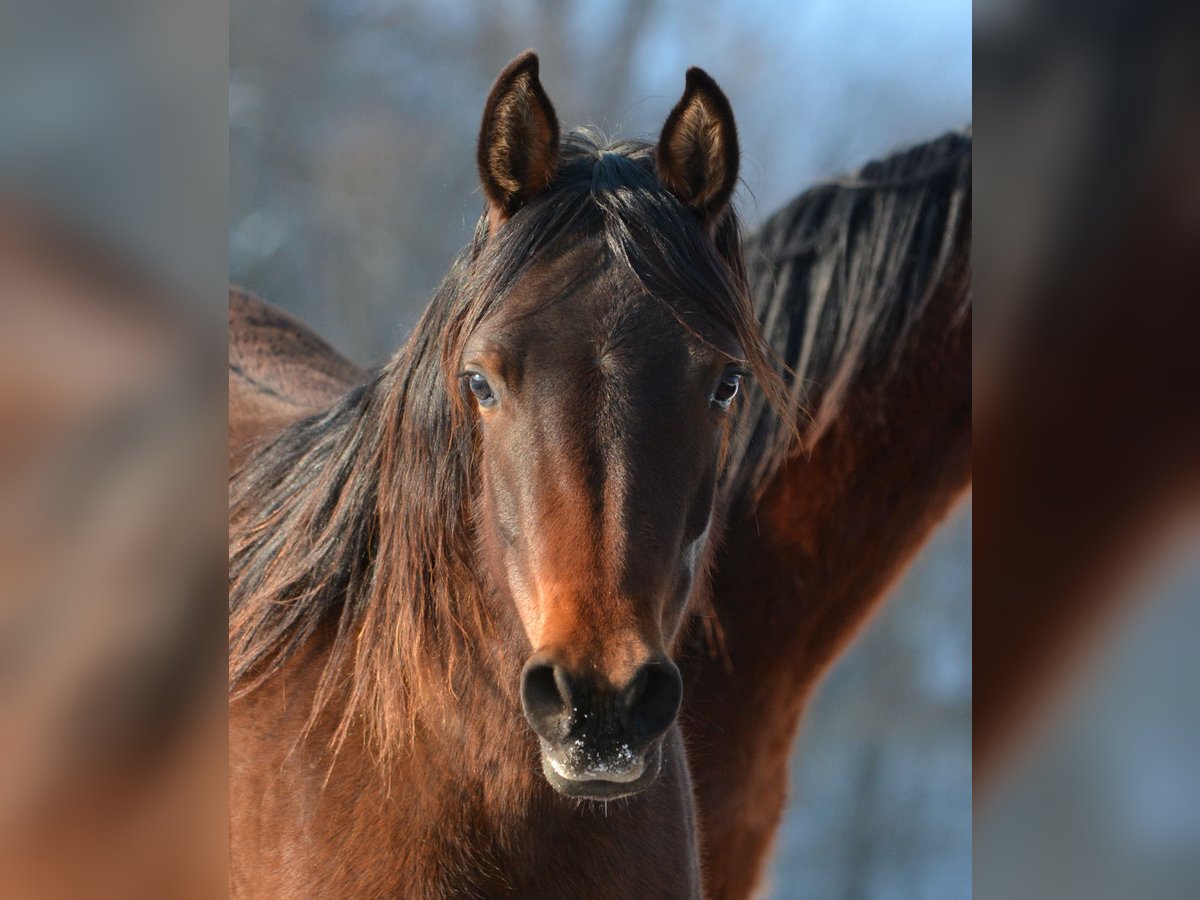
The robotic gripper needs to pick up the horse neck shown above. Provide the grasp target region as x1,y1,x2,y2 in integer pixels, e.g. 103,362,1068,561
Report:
732,269,971,683
701,134,973,698
708,240,970,697
682,251,970,899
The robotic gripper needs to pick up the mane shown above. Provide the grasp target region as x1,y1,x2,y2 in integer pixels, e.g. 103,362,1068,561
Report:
228,131,783,758
724,130,972,506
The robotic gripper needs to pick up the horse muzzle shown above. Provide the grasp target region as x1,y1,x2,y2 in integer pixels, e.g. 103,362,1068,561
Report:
539,736,663,799
520,651,682,800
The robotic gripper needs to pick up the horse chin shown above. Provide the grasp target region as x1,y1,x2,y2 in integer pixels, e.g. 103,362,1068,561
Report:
539,741,663,801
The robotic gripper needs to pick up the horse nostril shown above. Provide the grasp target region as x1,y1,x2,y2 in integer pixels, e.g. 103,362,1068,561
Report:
520,658,570,739
624,659,683,743
522,654,681,748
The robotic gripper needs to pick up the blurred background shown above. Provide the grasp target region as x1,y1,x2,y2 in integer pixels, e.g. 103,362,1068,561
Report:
231,2,973,897
973,3,1200,898
1,2,227,896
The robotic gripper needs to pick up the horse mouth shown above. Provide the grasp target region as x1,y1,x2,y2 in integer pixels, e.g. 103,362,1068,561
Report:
539,739,662,800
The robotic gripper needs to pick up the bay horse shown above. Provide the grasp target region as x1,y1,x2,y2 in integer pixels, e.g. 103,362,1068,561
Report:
230,53,786,897
230,128,972,894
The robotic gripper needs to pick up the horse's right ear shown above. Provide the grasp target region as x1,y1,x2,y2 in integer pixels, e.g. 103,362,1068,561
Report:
477,51,560,233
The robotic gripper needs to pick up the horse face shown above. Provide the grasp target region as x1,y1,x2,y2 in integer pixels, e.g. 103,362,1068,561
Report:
468,52,744,799
461,244,741,798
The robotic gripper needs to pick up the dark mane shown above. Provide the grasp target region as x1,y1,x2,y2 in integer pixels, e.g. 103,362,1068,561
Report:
724,130,972,505
228,130,783,757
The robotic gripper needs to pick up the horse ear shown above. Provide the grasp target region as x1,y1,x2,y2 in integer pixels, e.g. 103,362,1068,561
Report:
477,51,560,230
656,68,740,229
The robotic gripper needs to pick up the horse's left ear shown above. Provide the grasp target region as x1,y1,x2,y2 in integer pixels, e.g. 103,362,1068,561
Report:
657,67,740,230
477,50,560,232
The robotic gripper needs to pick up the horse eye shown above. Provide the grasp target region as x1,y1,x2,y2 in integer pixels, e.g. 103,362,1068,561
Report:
711,371,742,410
465,372,497,407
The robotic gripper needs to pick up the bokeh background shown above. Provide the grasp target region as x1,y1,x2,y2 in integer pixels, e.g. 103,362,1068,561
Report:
230,1,972,896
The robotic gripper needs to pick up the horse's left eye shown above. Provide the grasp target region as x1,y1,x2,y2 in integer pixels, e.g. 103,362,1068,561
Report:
465,372,497,407
711,371,742,410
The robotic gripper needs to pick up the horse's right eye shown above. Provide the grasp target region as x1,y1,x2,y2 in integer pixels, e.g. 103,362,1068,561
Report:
465,372,497,407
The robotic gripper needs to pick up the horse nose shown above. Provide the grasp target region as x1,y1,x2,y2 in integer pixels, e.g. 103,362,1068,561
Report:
624,657,683,743
519,653,575,741
520,652,683,745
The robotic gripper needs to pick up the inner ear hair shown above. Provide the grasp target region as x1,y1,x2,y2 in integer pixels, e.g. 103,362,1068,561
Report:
477,51,560,225
657,67,740,228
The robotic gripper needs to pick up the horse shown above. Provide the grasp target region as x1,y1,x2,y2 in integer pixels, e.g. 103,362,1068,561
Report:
680,130,972,897
228,63,972,897
230,128,972,895
229,52,788,897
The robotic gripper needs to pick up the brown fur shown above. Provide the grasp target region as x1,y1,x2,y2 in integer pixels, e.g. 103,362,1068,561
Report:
228,286,365,468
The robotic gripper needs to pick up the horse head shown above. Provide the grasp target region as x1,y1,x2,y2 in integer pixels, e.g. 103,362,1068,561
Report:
459,52,764,800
